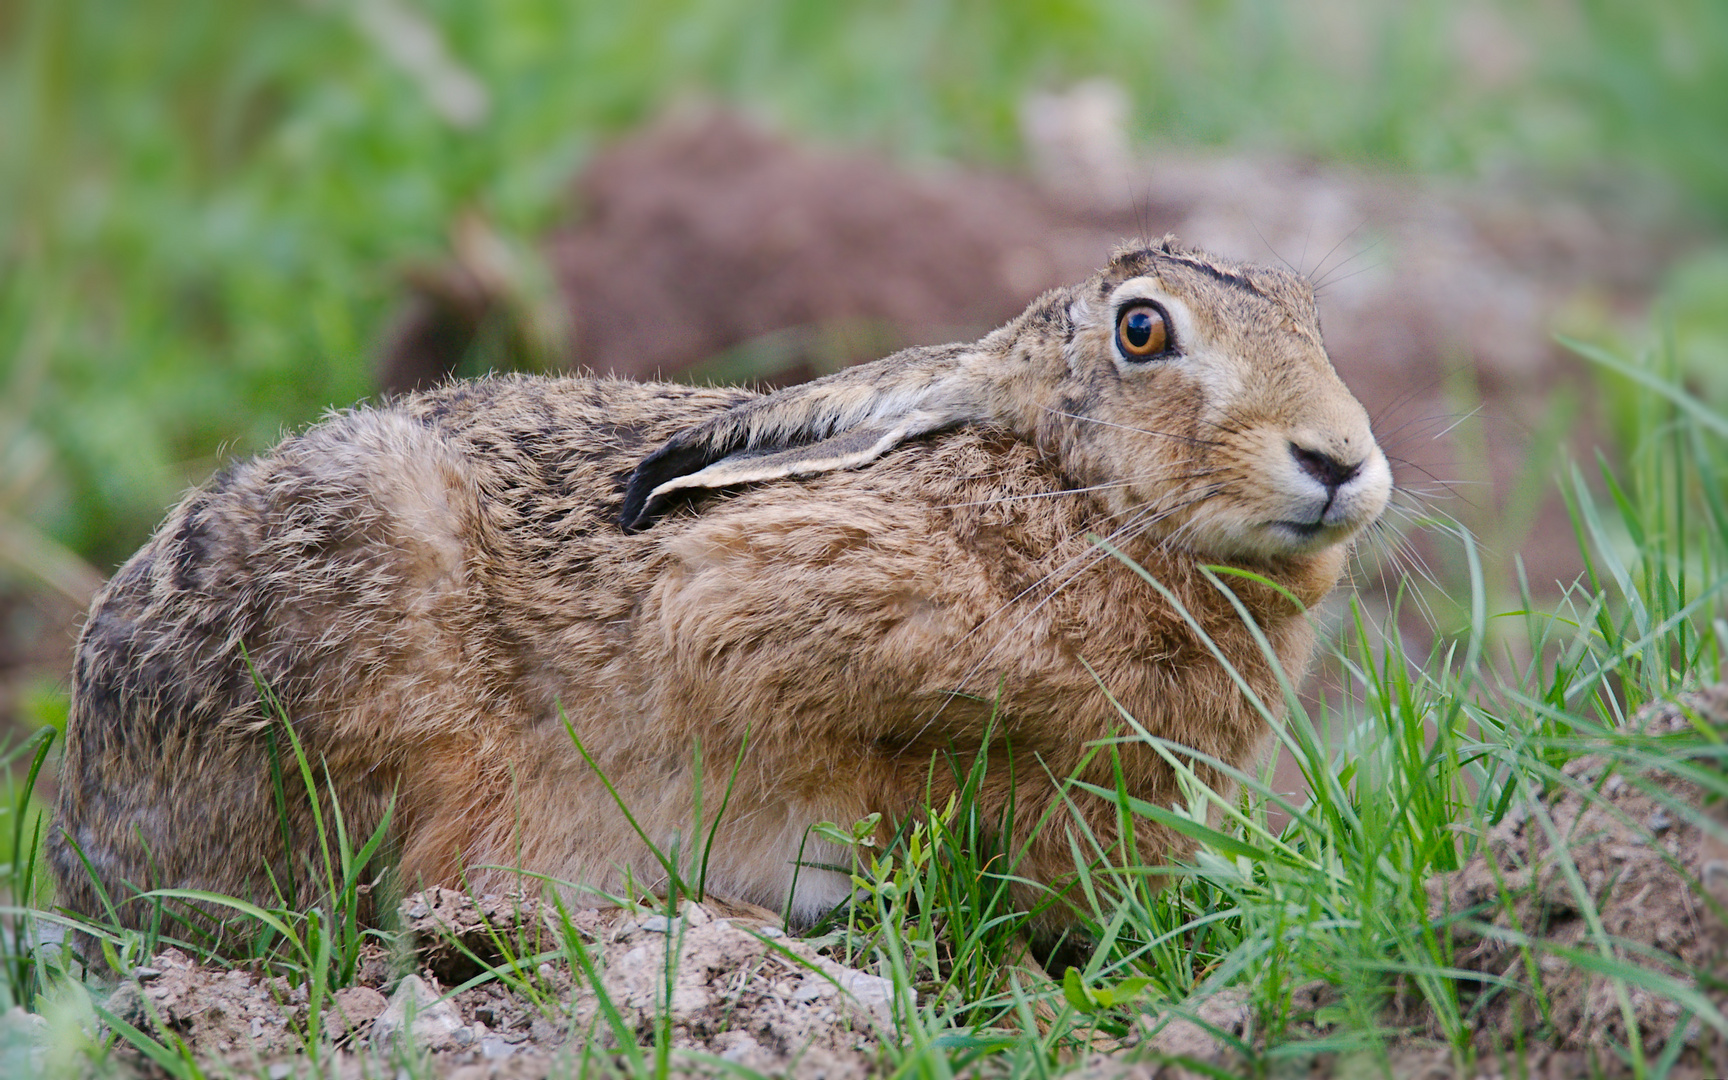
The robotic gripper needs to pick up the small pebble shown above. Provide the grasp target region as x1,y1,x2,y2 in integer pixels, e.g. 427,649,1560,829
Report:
372,974,466,1051
720,1034,763,1061
333,985,388,1031
1645,809,1673,833
791,979,830,1002
104,981,148,1027
131,967,162,982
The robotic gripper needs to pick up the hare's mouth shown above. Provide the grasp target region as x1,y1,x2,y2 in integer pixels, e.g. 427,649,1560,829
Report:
1274,519,1328,538
1267,517,1360,552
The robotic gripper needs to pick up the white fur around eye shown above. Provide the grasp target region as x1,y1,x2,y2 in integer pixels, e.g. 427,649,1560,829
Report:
1171,344,1244,405
1104,280,1244,403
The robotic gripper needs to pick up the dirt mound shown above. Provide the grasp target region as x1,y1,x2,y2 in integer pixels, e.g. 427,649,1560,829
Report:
1421,685,1728,1077
99,893,887,1078
380,106,1092,394
547,107,1083,386
1079,686,1728,1080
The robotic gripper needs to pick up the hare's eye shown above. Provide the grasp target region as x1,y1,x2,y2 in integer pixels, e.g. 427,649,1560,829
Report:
1116,303,1170,360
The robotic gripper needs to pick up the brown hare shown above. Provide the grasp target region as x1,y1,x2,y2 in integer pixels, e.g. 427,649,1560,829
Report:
50,237,1390,936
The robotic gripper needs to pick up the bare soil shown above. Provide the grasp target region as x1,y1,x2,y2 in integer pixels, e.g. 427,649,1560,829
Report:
99,890,889,1078
1417,687,1728,1076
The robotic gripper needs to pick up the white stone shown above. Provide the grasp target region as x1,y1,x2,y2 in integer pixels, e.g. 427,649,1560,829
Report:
811,957,894,1026
371,975,468,1051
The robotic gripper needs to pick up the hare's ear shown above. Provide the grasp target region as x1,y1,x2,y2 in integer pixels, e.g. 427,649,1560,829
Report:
619,350,992,531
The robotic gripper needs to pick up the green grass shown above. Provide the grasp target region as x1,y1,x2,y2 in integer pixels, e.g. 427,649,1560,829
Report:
3,1,1728,1076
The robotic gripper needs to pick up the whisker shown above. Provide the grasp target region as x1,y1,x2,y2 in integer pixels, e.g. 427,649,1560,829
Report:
908,483,1228,737
1040,407,1221,447
1252,219,1297,276
1373,410,1483,447
932,467,1223,510
1193,414,1248,438
1361,528,1444,629
1313,229,1383,291
1308,219,1370,283
1386,460,1482,507
1430,403,1485,443
1313,261,1384,297
1368,522,1446,598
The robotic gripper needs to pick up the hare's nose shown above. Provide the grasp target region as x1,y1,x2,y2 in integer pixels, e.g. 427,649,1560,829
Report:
1289,442,1362,491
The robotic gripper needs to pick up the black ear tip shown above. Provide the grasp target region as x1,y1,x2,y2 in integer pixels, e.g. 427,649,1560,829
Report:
618,478,653,532
618,435,726,533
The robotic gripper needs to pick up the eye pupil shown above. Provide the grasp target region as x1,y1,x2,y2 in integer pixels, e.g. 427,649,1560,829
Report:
1125,311,1154,348
1116,304,1169,359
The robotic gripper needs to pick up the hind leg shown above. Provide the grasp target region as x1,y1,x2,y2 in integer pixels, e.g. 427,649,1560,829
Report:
50,409,487,937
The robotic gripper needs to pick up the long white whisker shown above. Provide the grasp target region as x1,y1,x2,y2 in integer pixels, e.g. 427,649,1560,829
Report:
1039,407,1220,447
932,467,1223,510
906,484,1226,739
1309,220,1370,285
1430,403,1486,443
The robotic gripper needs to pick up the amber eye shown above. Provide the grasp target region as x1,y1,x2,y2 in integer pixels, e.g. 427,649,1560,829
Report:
1115,303,1170,360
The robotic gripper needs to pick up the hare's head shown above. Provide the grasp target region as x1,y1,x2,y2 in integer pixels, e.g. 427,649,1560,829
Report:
621,236,1389,562
1017,238,1390,559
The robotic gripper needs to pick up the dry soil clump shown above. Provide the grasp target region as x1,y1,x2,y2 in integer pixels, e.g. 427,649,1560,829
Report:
100,892,888,1078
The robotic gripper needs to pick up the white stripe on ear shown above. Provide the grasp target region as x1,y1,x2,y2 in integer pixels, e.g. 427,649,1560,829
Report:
646,409,952,503
619,348,991,531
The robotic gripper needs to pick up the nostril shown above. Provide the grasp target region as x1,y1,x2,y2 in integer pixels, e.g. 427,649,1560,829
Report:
1289,443,1361,490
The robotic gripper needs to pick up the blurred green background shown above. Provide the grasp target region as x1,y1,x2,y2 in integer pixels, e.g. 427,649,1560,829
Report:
1,0,1724,581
